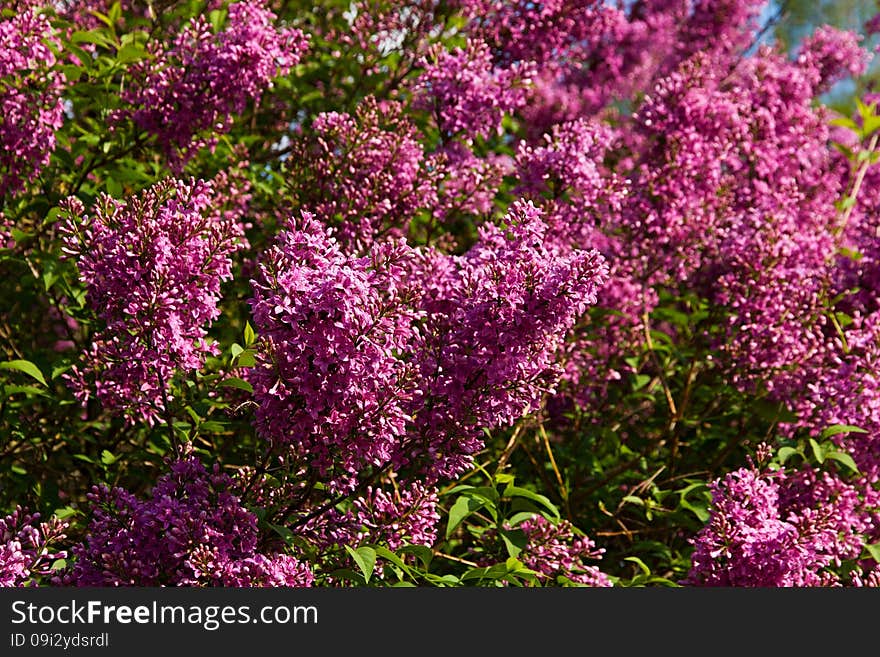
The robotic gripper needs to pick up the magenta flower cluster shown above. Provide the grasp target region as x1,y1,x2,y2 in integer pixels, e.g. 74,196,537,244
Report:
70,456,313,587
685,464,880,586
408,200,609,481
249,201,608,490
286,97,436,251
60,178,245,424
414,38,533,141
0,507,68,587
119,1,307,169
249,212,421,492
516,515,612,587
0,7,64,196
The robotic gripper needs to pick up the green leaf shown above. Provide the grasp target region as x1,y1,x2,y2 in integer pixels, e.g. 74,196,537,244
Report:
398,545,433,569
269,523,297,545
461,485,499,504
500,528,527,558
445,495,484,539
863,114,880,137
820,424,868,440
235,349,256,368
633,374,651,390
834,311,854,328
461,563,509,581
809,438,825,464
829,116,858,131
100,449,117,465
373,546,408,571
0,360,47,386
106,177,122,198
777,446,800,464
503,485,560,520
70,30,115,49
243,321,256,347
3,384,49,397
107,1,121,24
624,556,651,576
825,451,860,475
208,8,228,32
51,363,72,380
115,42,145,64
856,97,877,121
864,542,880,563
345,545,376,584
199,421,227,433
219,377,254,394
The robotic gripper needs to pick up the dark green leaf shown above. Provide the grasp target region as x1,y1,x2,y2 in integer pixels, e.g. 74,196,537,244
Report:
445,495,484,539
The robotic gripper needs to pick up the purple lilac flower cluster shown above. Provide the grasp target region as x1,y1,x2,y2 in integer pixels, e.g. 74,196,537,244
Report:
0,7,64,196
685,464,880,586
60,178,245,424
249,201,607,489
414,38,533,141
118,1,307,169
0,507,68,587
248,212,421,492
406,200,609,481
284,97,437,251
516,515,612,587
70,456,313,586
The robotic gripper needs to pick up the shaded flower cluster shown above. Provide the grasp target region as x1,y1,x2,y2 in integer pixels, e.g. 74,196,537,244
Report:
249,200,607,490
516,515,612,587
407,200,609,480
248,212,421,492
352,482,441,550
70,457,313,586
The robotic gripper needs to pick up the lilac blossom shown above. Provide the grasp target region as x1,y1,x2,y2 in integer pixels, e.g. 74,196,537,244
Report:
60,177,246,425
516,515,612,587
0,7,65,196
118,1,307,169
248,212,421,492
70,457,313,587
413,38,533,141
0,507,68,587
478,515,612,587
406,200,609,480
285,97,437,251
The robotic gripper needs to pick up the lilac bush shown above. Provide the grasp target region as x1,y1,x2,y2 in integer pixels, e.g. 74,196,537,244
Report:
3,0,880,589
